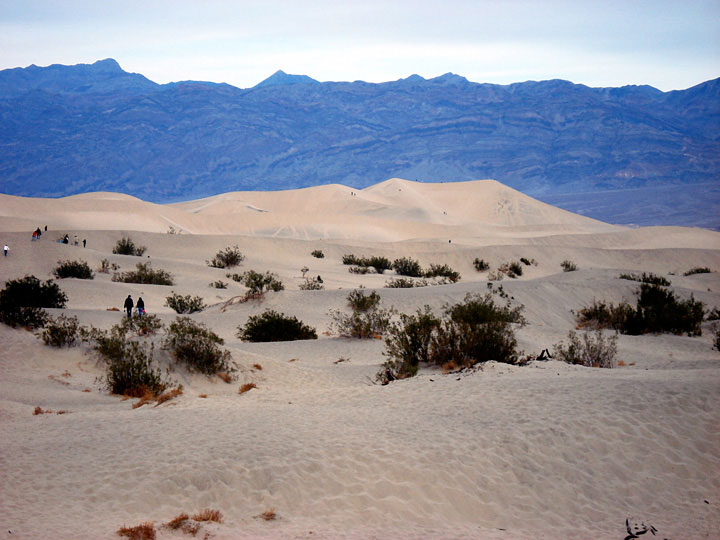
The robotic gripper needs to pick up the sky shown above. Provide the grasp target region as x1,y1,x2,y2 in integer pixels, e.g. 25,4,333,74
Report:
1,0,718,91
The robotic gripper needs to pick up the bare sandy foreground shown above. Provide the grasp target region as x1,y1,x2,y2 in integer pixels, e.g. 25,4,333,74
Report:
0,178,719,539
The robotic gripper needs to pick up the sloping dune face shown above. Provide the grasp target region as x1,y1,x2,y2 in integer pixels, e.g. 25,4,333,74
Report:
1,178,618,240
1,179,719,540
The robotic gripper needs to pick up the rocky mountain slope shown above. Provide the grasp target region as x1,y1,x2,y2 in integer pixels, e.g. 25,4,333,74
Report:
0,59,718,227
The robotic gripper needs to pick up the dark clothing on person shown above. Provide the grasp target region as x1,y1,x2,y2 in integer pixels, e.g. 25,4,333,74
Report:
63,234,69,244
124,295,134,318
136,297,145,316
83,239,86,248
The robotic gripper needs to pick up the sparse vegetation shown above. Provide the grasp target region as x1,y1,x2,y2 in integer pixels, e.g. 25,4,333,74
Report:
385,277,427,288
238,310,318,342
239,382,257,394
165,292,206,314
37,314,81,347
209,280,228,289
378,293,526,383
299,277,324,290
341,254,391,273
576,284,705,336
473,258,490,272
618,272,671,286
117,522,156,540
256,509,277,521
520,257,537,266
193,509,224,523
311,250,325,258
706,307,720,321
561,260,578,272
553,330,618,368
684,267,713,276
330,289,393,339
349,266,374,274
392,257,423,277
424,263,461,282
207,245,245,268
0,275,67,328
164,317,233,375
119,313,164,337
237,270,284,297
712,323,720,352
112,262,174,285
98,258,119,273
112,237,146,257
53,259,94,279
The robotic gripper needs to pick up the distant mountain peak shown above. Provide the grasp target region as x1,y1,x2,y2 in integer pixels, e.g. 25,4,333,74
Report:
91,58,123,72
430,72,468,85
254,70,319,88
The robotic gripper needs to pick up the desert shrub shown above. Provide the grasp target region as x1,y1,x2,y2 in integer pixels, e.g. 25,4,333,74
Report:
299,277,324,290
577,284,705,336
349,266,373,274
207,245,245,268
424,263,461,282
113,236,146,256
561,260,578,272
385,277,425,288
378,293,526,382
238,310,317,342
553,330,618,368
487,270,504,281
347,288,381,312
576,299,634,331
117,522,156,540
37,314,81,347
311,249,325,258
618,272,671,286
712,324,720,351
392,257,423,277
112,263,174,285
706,307,720,321
342,254,363,265
165,292,206,314
0,275,66,328
507,261,523,278
520,257,537,266
330,289,393,339
684,267,712,276
367,256,392,274
101,340,167,396
120,313,163,337
98,259,119,273
53,259,94,280
164,317,232,375
474,258,490,272
380,306,441,382
239,270,284,296
210,280,228,289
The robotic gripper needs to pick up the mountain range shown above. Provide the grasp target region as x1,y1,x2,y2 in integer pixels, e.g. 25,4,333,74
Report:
0,59,718,228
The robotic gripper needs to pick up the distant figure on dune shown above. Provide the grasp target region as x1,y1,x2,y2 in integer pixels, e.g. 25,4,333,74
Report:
44,225,47,232
63,234,69,244
3,244,8,256
136,297,145,316
83,239,86,248
32,230,37,241
35,227,42,238
124,295,134,318
73,235,79,246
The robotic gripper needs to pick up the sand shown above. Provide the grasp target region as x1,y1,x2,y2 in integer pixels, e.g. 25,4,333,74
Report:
1,178,719,539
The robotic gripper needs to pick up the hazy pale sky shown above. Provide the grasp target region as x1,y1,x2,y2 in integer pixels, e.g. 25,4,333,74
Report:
1,0,718,90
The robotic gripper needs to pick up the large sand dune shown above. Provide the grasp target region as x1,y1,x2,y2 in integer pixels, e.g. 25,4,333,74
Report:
1,178,719,539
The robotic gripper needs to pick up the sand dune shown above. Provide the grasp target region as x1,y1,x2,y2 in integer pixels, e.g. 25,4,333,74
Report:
1,179,719,539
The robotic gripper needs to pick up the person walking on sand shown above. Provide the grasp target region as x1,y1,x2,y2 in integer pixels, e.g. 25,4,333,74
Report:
83,239,86,248
124,295,134,318
3,244,8,256
136,296,145,316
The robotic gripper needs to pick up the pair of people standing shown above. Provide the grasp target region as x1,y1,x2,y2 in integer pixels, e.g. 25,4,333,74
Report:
124,295,145,318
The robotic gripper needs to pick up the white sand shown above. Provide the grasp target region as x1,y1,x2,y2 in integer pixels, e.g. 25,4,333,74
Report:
1,178,719,539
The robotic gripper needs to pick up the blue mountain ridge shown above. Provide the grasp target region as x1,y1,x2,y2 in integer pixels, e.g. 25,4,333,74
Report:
0,59,718,227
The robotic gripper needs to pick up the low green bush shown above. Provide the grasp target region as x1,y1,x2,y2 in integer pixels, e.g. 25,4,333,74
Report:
210,280,228,289
392,257,423,277
207,245,245,268
0,275,67,328
119,313,164,337
54,260,94,280
164,317,232,375
311,250,325,259
238,270,284,297
553,330,618,368
299,278,324,290
561,260,578,272
112,263,174,285
37,314,81,347
238,310,318,342
165,292,205,314
576,299,633,331
683,267,712,276
424,263,461,282
112,236,146,256
618,272,671,286
385,277,426,288
349,266,373,274
378,293,526,383
347,288,381,312
473,258,490,272
341,254,391,273
330,289,393,339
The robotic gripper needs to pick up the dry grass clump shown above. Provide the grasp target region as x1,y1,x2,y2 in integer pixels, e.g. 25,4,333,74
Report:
117,521,155,540
217,371,233,383
166,513,189,529
252,363,263,370
131,386,183,409
256,508,277,521
239,382,257,394
198,394,208,398
33,406,48,415
192,508,224,523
